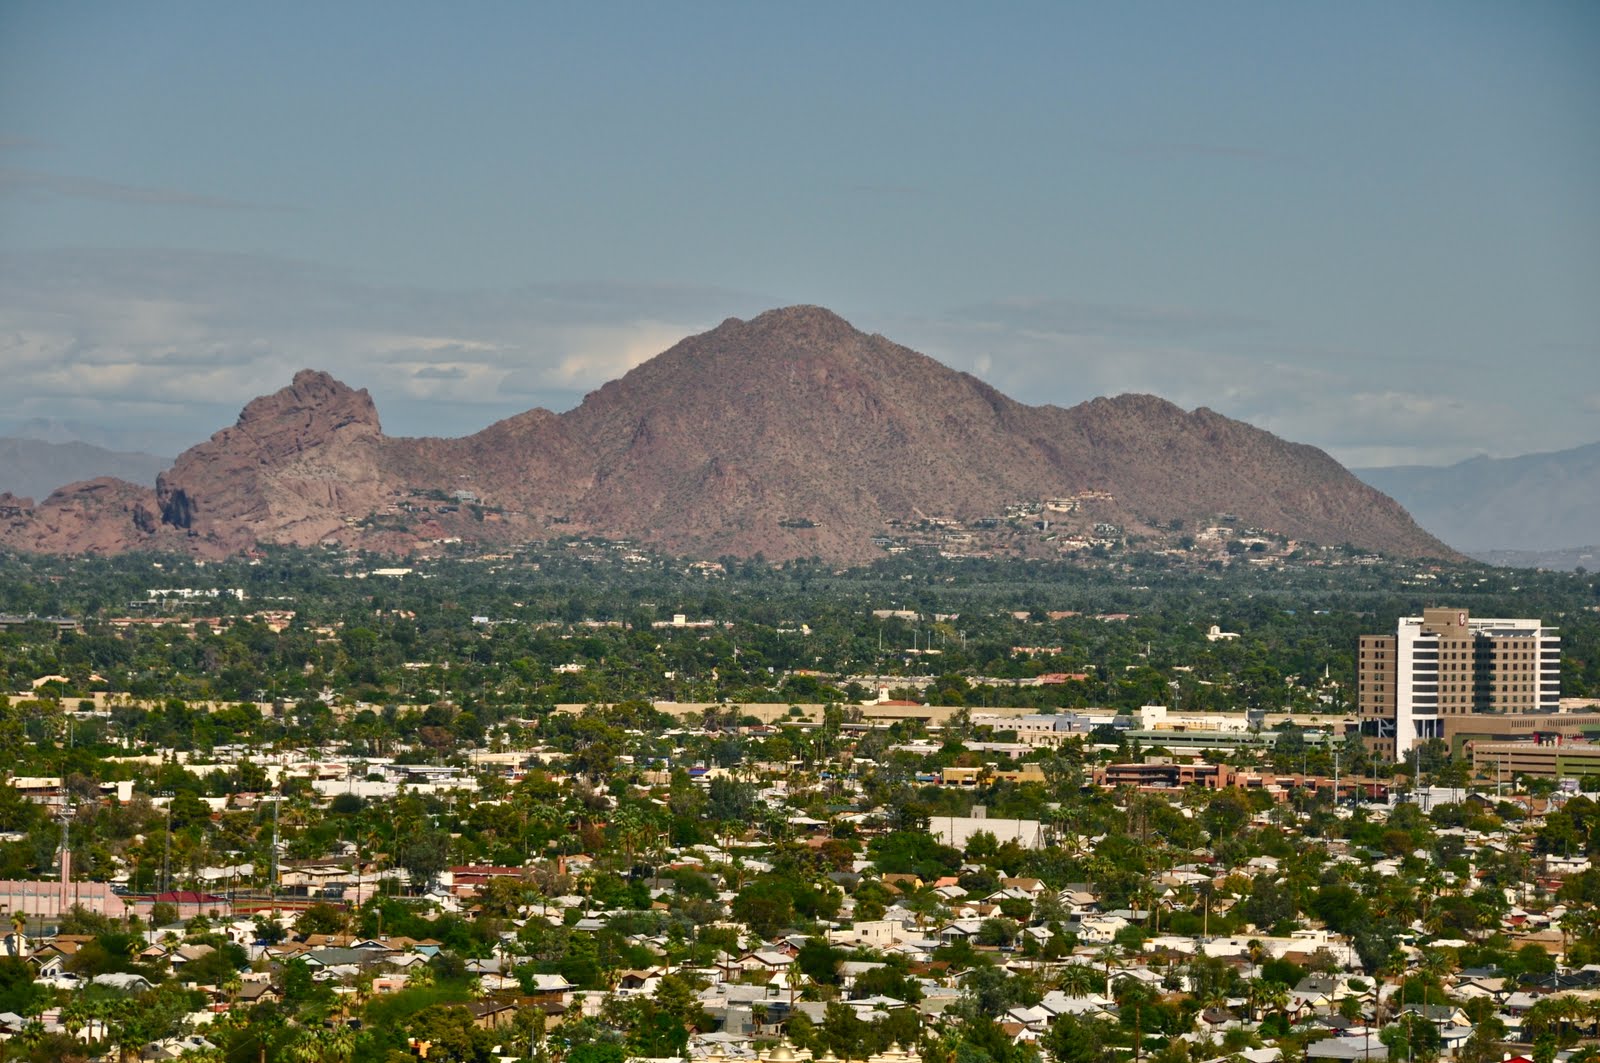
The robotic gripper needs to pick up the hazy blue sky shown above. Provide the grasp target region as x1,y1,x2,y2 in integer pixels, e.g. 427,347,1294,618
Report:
2,2,1596,466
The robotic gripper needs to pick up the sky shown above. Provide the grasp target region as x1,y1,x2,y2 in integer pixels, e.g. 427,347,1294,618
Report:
1,2,1596,467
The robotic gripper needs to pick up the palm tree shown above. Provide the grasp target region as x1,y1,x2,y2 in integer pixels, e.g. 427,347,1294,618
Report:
319,1025,357,1063
281,1033,321,1063
175,1049,223,1063
61,996,91,1044
610,805,645,863
1522,996,1565,1046
1193,980,1228,1027
1098,945,1121,997
11,1021,46,1059
1560,908,1595,965
1417,946,1454,988
1032,887,1067,928
575,867,597,916
1057,962,1097,998
1521,994,1586,1054
1375,948,1408,1031
77,995,115,1046
906,886,943,932
1255,981,1290,1027
110,998,148,1063
1558,995,1589,1047
1242,977,1266,1025
1585,998,1600,1041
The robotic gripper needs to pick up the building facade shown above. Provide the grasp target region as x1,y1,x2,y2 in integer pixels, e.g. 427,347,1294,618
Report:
1357,608,1560,759
1470,738,1600,781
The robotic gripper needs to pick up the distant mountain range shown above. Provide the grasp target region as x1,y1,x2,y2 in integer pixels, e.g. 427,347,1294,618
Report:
1466,545,1600,572
0,306,1454,564
0,438,171,506
1357,442,1600,565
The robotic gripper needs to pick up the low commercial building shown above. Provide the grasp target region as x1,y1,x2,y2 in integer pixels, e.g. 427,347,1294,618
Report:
1094,761,1388,800
927,813,1044,850
1445,711,1600,758
969,713,1077,747
1471,738,1600,781
938,764,1047,787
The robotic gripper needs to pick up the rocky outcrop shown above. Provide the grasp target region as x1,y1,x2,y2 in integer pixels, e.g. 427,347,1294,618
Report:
153,369,393,549
0,478,170,555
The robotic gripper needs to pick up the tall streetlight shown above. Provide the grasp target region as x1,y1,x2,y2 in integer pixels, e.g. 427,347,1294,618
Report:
159,792,174,896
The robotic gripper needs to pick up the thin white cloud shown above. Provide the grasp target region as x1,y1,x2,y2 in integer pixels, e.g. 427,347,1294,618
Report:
898,301,1568,469
0,248,760,451
546,323,695,387
0,166,283,211
0,248,1584,468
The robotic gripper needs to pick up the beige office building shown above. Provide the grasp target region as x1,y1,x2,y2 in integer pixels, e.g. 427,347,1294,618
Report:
1357,608,1560,759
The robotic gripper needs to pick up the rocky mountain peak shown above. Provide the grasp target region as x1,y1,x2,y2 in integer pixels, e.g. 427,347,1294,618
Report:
233,369,383,437
739,304,859,342
151,370,387,543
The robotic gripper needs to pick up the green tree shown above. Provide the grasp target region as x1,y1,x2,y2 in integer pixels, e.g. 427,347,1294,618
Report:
407,1002,496,1062
732,879,798,939
1042,1012,1112,1063
796,938,844,986
397,829,452,890
295,901,349,936
1382,1012,1443,1063
0,956,48,1016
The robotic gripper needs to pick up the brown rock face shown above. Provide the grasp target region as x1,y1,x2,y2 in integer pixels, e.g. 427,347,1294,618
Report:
154,369,391,550
0,308,1456,562
0,478,172,555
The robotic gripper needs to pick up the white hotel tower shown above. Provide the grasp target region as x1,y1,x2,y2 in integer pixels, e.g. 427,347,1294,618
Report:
1357,608,1561,759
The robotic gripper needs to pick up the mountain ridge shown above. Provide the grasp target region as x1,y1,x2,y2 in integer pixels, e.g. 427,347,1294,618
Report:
1357,440,1600,555
0,437,171,506
0,306,1456,564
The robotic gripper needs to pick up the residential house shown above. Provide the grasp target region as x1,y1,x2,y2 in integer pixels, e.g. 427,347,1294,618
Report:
468,1000,520,1030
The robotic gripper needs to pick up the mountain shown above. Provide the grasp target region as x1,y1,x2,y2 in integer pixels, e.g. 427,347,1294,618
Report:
0,438,171,504
0,306,1455,564
3,417,197,457
1357,441,1600,555
1468,545,1600,572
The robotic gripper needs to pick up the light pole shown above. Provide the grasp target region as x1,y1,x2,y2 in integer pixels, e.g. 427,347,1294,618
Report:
159,791,175,896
